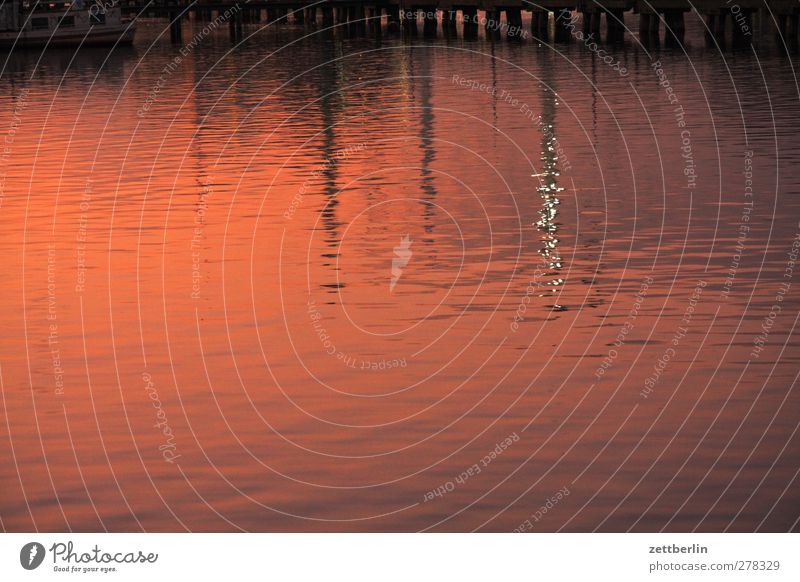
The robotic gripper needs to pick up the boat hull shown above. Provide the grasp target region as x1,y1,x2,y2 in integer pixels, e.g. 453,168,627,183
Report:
0,24,135,48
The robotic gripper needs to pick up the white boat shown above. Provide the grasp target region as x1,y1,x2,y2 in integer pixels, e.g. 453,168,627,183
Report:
0,1,136,48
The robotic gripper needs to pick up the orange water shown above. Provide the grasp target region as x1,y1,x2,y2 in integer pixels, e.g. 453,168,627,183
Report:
0,17,798,532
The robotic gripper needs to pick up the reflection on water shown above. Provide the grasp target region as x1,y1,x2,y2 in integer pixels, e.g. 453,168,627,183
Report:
534,61,564,305
0,16,799,532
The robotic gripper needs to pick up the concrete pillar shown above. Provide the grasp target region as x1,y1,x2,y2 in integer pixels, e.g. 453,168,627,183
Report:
422,9,438,37
639,13,660,43
485,9,501,39
386,6,401,31
577,11,600,36
786,13,798,41
463,7,478,39
704,14,715,41
321,5,334,25
731,10,752,45
664,11,685,45
531,10,548,38
403,9,417,35
638,13,651,37
349,5,366,33
506,7,522,39
554,9,571,42
717,12,727,38
169,11,182,43
228,11,242,41
664,11,685,36
775,14,786,39
365,7,380,32
442,9,456,34
305,7,317,24
581,11,590,35
605,8,625,42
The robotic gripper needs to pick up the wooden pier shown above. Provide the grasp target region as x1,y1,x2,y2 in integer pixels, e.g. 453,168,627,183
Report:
124,0,800,46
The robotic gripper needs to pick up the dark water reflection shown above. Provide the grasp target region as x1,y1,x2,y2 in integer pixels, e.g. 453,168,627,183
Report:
0,15,798,532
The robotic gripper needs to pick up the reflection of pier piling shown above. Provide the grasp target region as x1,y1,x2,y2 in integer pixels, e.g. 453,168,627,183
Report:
132,1,800,49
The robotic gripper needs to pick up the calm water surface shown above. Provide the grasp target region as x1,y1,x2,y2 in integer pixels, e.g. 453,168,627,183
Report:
1,15,799,532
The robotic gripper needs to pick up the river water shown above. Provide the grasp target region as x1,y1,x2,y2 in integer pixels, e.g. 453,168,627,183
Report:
0,14,798,532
